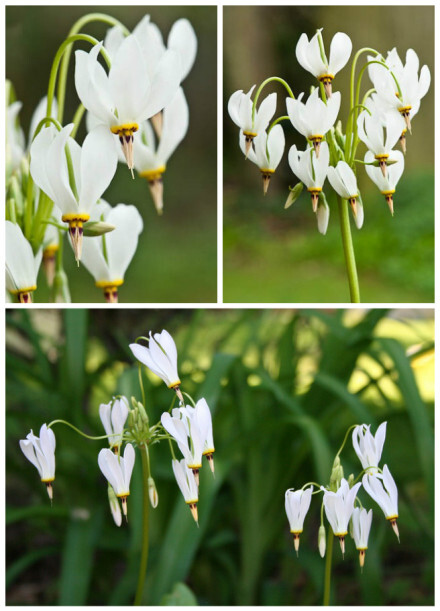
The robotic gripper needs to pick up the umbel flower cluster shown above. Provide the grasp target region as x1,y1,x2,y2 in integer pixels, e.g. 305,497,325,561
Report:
228,29,430,234
285,422,399,569
20,330,215,526
6,13,197,303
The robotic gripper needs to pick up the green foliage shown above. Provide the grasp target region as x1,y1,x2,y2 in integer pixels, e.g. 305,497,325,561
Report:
6,309,434,605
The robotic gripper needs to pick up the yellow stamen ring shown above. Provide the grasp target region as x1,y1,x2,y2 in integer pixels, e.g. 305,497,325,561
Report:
139,166,166,181
203,448,215,456
10,285,37,295
62,213,90,225
43,244,59,258
310,135,324,142
290,529,303,534
397,105,412,114
95,279,124,289
386,515,399,520
243,130,257,137
41,477,55,483
381,190,395,196
260,168,275,175
375,154,389,161
116,492,130,499
168,381,182,389
185,499,198,505
307,187,322,194
334,531,348,537
318,73,334,82
110,123,139,135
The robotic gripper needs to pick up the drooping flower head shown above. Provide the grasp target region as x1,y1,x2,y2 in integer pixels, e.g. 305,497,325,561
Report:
327,161,363,228
99,396,129,449
228,87,277,156
98,443,135,517
362,465,399,540
161,408,204,483
6,221,42,303
321,478,362,554
172,458,199,523
288,142,329,213
80,201,143,302
357,110,403,176
179,398,215,473
133,88,189,214
351,507,373,568
286,88,341,156
240,124,285,194
285,486,313,554
352,422,387,475
20,424,56,500
129,330,182,400
296,29,352,97
30,124,118,262
364,150,404,215
75,35,181,172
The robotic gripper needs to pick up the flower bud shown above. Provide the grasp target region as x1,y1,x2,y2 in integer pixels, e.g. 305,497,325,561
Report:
148,476,159,508
53,269,71,303
82,221,116,237
284,182,303,209
318,525,326,557
108,484,122,526
329,456,344,491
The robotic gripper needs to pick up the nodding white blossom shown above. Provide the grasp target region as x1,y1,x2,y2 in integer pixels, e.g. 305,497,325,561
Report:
75,35,181,172
99,396,129,449
30,123,118,262
161,408,204,475
6,221,42,303
98,443,135,517
172,458,199,523
351,507,373,568
240,124,285,194
20,424,56,500
181,398,215,473
296,30,352,97
368,48,431,133
322,478,362,554
133,87,189,214
327,161,363,228
352,422,387,475
286,88,341,156
285,487,313,554
288,142,329,212
129,330,181,398
362,465,399,540
80,201,143,303
228,87,277,156
357,110,403,176
107,484,122,527
364,149,404,215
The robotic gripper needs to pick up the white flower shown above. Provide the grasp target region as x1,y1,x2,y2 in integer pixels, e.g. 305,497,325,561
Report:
99,396,129,449
352,422,387,475
364,149,404,215
296,30,352,97
288,142,329,212
6,221,42,303
362,465,399,540
285,486,313,553
75,35,180,171
228,87,277,155
368,48,430,133
6,101,25,174
240,124,285,194
20,424,56,500
316,197,330,235
327,161,363,228
181,398,215,472
351,507,373,568
98,443,135,517
133,88,189,214
286,88,341,156
172,458,199,523
30,124,118,262
129,330,181,396
322,478,362,554
357,110,403,176
80,201,143,302
161,408,204,473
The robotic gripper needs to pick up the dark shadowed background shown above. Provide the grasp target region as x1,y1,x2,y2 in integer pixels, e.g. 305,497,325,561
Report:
224,6,434,303
6,6,217,303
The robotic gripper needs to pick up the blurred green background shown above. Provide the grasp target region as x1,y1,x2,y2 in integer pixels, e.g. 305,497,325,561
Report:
6,6,217,303
6,308,434,605
224,6,434,303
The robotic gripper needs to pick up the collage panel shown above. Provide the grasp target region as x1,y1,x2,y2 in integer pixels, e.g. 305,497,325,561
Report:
6,308,434,605
6,5,217,304
224,5,434,304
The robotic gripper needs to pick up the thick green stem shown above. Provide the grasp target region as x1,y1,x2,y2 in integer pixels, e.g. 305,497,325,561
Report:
57,13,129,123
323,530,334,605
134,444,150,605
337,197,360,303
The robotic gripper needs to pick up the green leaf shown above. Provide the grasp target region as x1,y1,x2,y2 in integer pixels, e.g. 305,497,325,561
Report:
6,546,59,588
